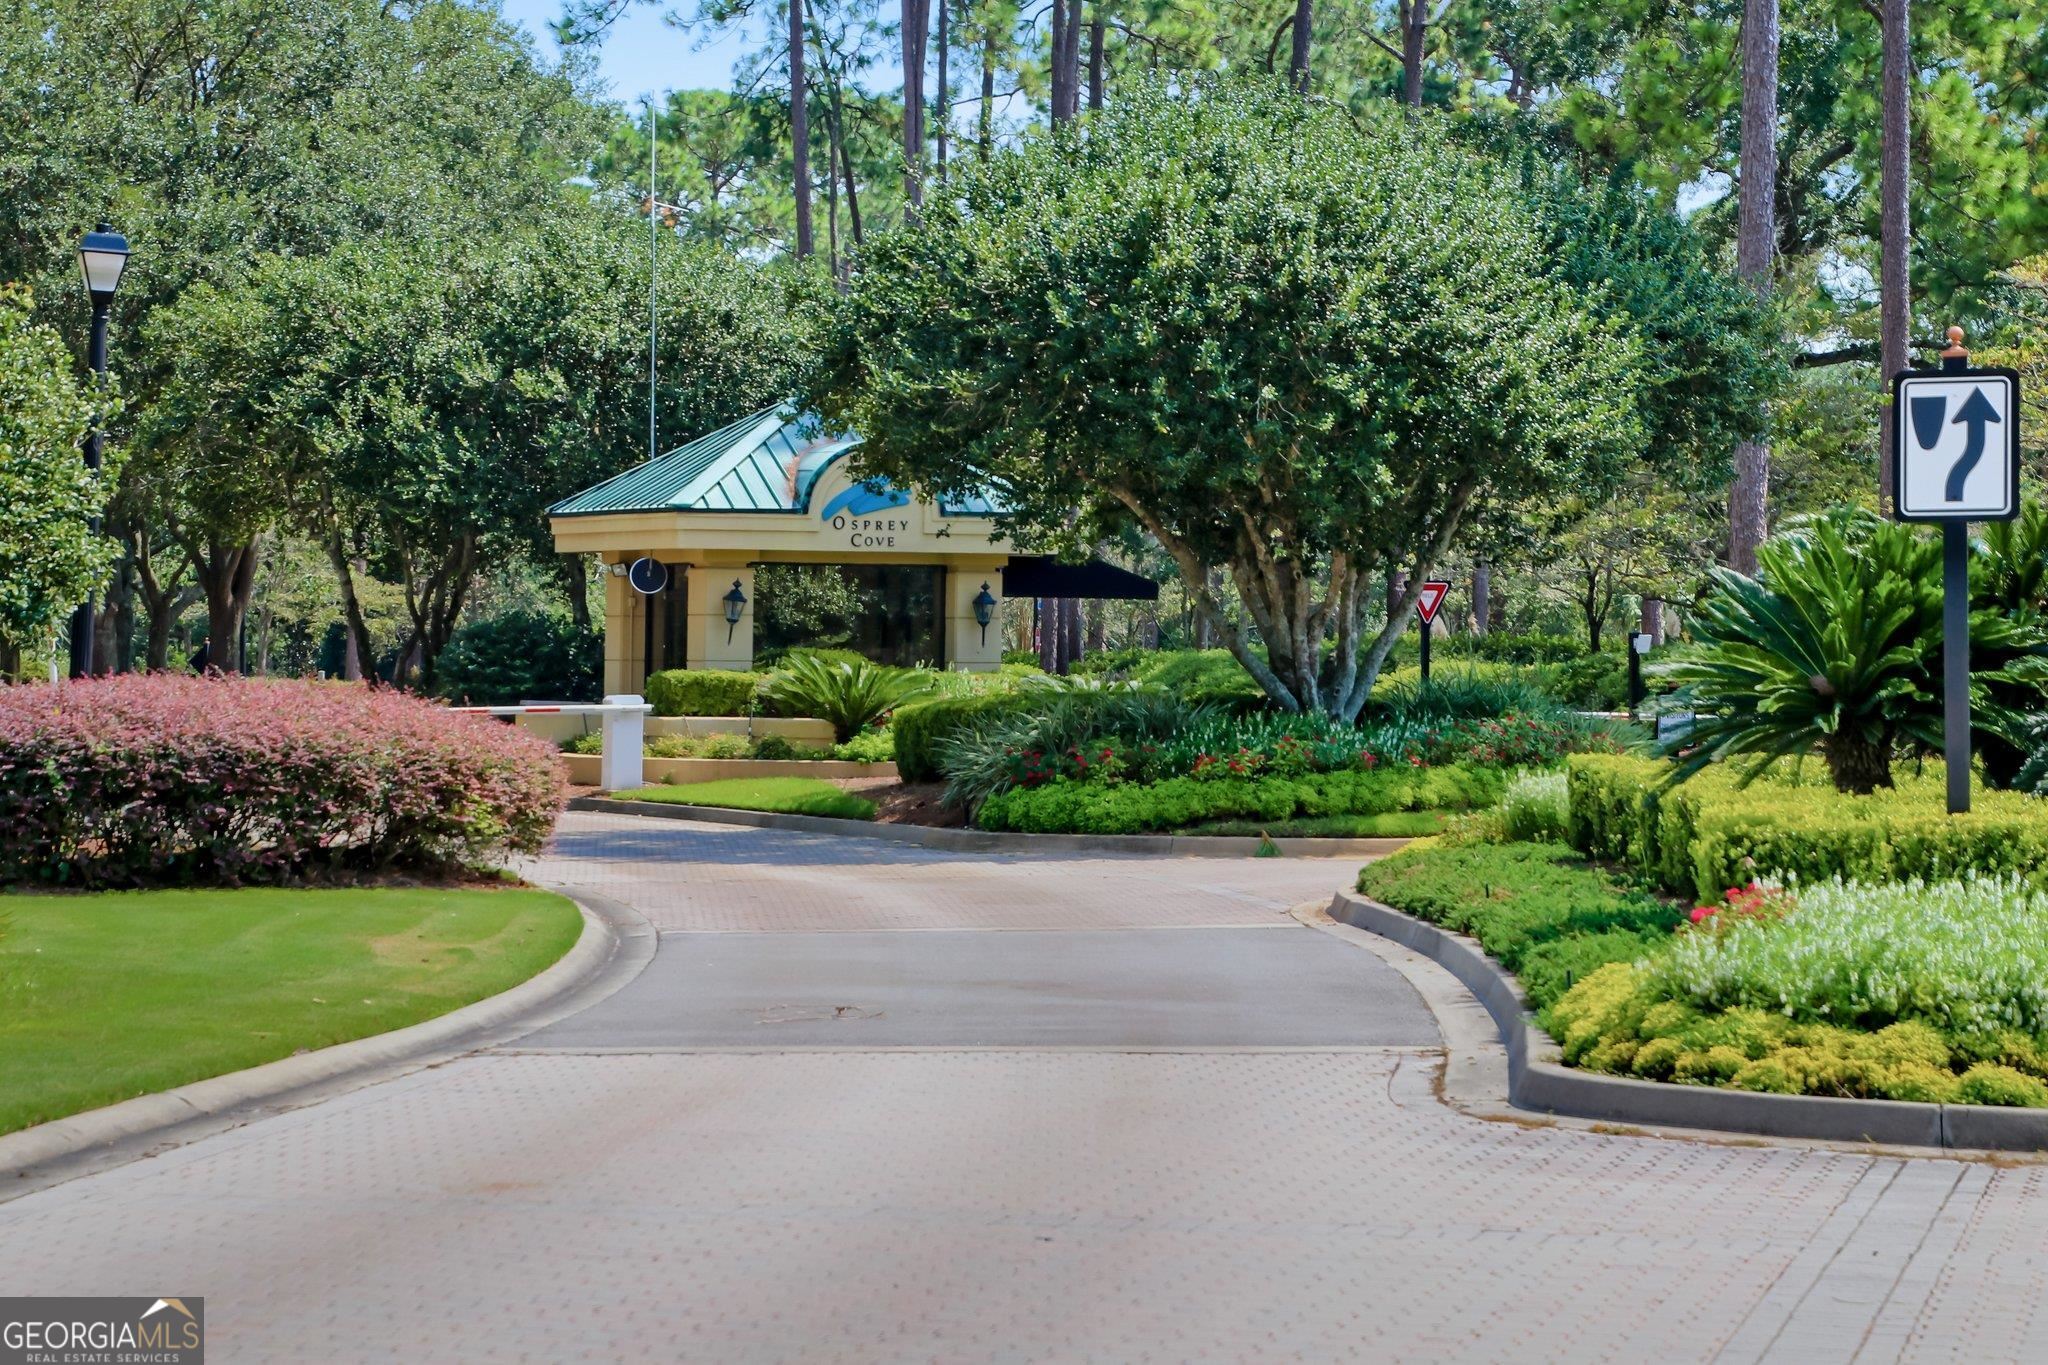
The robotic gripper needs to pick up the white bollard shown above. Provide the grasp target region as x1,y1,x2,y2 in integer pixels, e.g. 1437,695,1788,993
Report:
599,695,647,792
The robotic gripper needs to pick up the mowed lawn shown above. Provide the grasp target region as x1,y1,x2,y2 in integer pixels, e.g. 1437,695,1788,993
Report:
0,886,583,1136
619,777,877,819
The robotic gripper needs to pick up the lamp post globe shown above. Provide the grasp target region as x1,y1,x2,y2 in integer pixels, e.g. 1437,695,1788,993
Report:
77,224,131,305
68,223,129,680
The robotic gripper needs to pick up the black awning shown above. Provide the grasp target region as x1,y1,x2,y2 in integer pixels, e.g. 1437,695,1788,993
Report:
1001,556,1160,601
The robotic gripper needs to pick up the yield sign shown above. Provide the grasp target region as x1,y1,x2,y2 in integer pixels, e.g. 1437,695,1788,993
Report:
1414,580,1450,626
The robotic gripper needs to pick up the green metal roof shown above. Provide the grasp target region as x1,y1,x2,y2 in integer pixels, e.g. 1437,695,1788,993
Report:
549,402,1002,518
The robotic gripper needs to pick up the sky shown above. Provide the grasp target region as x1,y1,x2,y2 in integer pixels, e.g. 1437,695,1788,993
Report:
496,0,760,107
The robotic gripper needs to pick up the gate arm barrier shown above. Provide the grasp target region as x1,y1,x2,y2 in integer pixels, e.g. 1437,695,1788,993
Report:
447,695,652,791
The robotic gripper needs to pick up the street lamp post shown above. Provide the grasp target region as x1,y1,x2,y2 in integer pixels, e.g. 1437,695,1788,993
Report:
68,223,130,680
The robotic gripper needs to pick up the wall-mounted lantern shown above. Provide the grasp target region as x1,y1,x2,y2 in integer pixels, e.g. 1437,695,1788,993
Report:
723,579,748,643
972,582,998,645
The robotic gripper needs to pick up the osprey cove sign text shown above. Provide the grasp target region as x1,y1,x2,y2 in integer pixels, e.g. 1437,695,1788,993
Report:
820,481,959,549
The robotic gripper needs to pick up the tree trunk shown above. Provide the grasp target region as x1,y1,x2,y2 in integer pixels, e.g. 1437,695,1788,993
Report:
979,42,996,158
839,97,864,245
140,581,198,672
1288,0,1312,90
1640,596,1664,647
190,537,261,674
1727,0,1779,573
325,525,379,687
1823,730,1894,794
1877,0,1910,513
1049,0,1082,123
93,550,132,675
901,0,929,212
936,0,951,175
391,529,478,693
1399,0,1426,106
564,555,592,632
1061,596,1082,670
1471,557,1490,634
825,119,841,278
1088,6,1104,109
790,0,815,258
1580,566,1604,652
1084,597,1105,652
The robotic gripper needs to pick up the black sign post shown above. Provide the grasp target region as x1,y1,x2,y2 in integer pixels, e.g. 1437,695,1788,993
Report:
1891,327,2021,815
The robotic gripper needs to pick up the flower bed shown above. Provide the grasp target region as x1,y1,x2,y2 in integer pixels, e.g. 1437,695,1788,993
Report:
0,675,563,887
1550,875,2048,1107
1359,836,2048,1108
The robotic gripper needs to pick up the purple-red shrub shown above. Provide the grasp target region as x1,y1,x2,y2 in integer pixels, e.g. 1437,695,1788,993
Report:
0,675,566,887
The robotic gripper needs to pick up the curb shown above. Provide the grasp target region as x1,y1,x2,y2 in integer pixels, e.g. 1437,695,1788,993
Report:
568,796,1412,858
1326,889,2048,1154
0,887,649,1188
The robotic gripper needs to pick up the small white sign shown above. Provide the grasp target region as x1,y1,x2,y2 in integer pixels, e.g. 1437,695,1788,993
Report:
1895,372,2019,521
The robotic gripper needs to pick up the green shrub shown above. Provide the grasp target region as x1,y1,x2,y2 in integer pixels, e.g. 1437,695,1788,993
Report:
1368,670,1573,723
646,669,765,717
832,728,895,763
760,655,936,742
892,693,1035,782
979,764,1501,835
1566,753,2048,900
1355,841,1682,1010
1070,645,1157,676
435,611,602,706
1547,961,2048,1108
1563,754,1664,867
1500,770,1569,842
1129,648,1268,708
1548,652,1628,710
1427,632,1587,665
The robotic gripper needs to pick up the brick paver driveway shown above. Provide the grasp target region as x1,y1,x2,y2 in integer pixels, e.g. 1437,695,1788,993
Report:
3,810,2045,1363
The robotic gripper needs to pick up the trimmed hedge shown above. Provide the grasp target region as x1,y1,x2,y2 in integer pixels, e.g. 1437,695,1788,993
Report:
891,693,1033,782
1565,754,2048,900
975,763,1503,835
646,669,764,717
0,675,564,887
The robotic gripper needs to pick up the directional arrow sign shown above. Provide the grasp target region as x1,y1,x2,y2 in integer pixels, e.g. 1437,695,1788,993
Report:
1894,369,2020,522
1414,580,1450,626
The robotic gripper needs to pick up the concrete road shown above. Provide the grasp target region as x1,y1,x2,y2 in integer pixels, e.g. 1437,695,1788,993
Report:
2,810,2044,1363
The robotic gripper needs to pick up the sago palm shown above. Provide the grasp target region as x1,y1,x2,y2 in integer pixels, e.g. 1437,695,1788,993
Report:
1657,509,2044,793
761,655,936,743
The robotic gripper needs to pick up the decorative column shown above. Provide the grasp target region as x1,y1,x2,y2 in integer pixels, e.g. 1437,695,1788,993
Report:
683,565,755,671
942,569,1005,672
602,559,646,694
